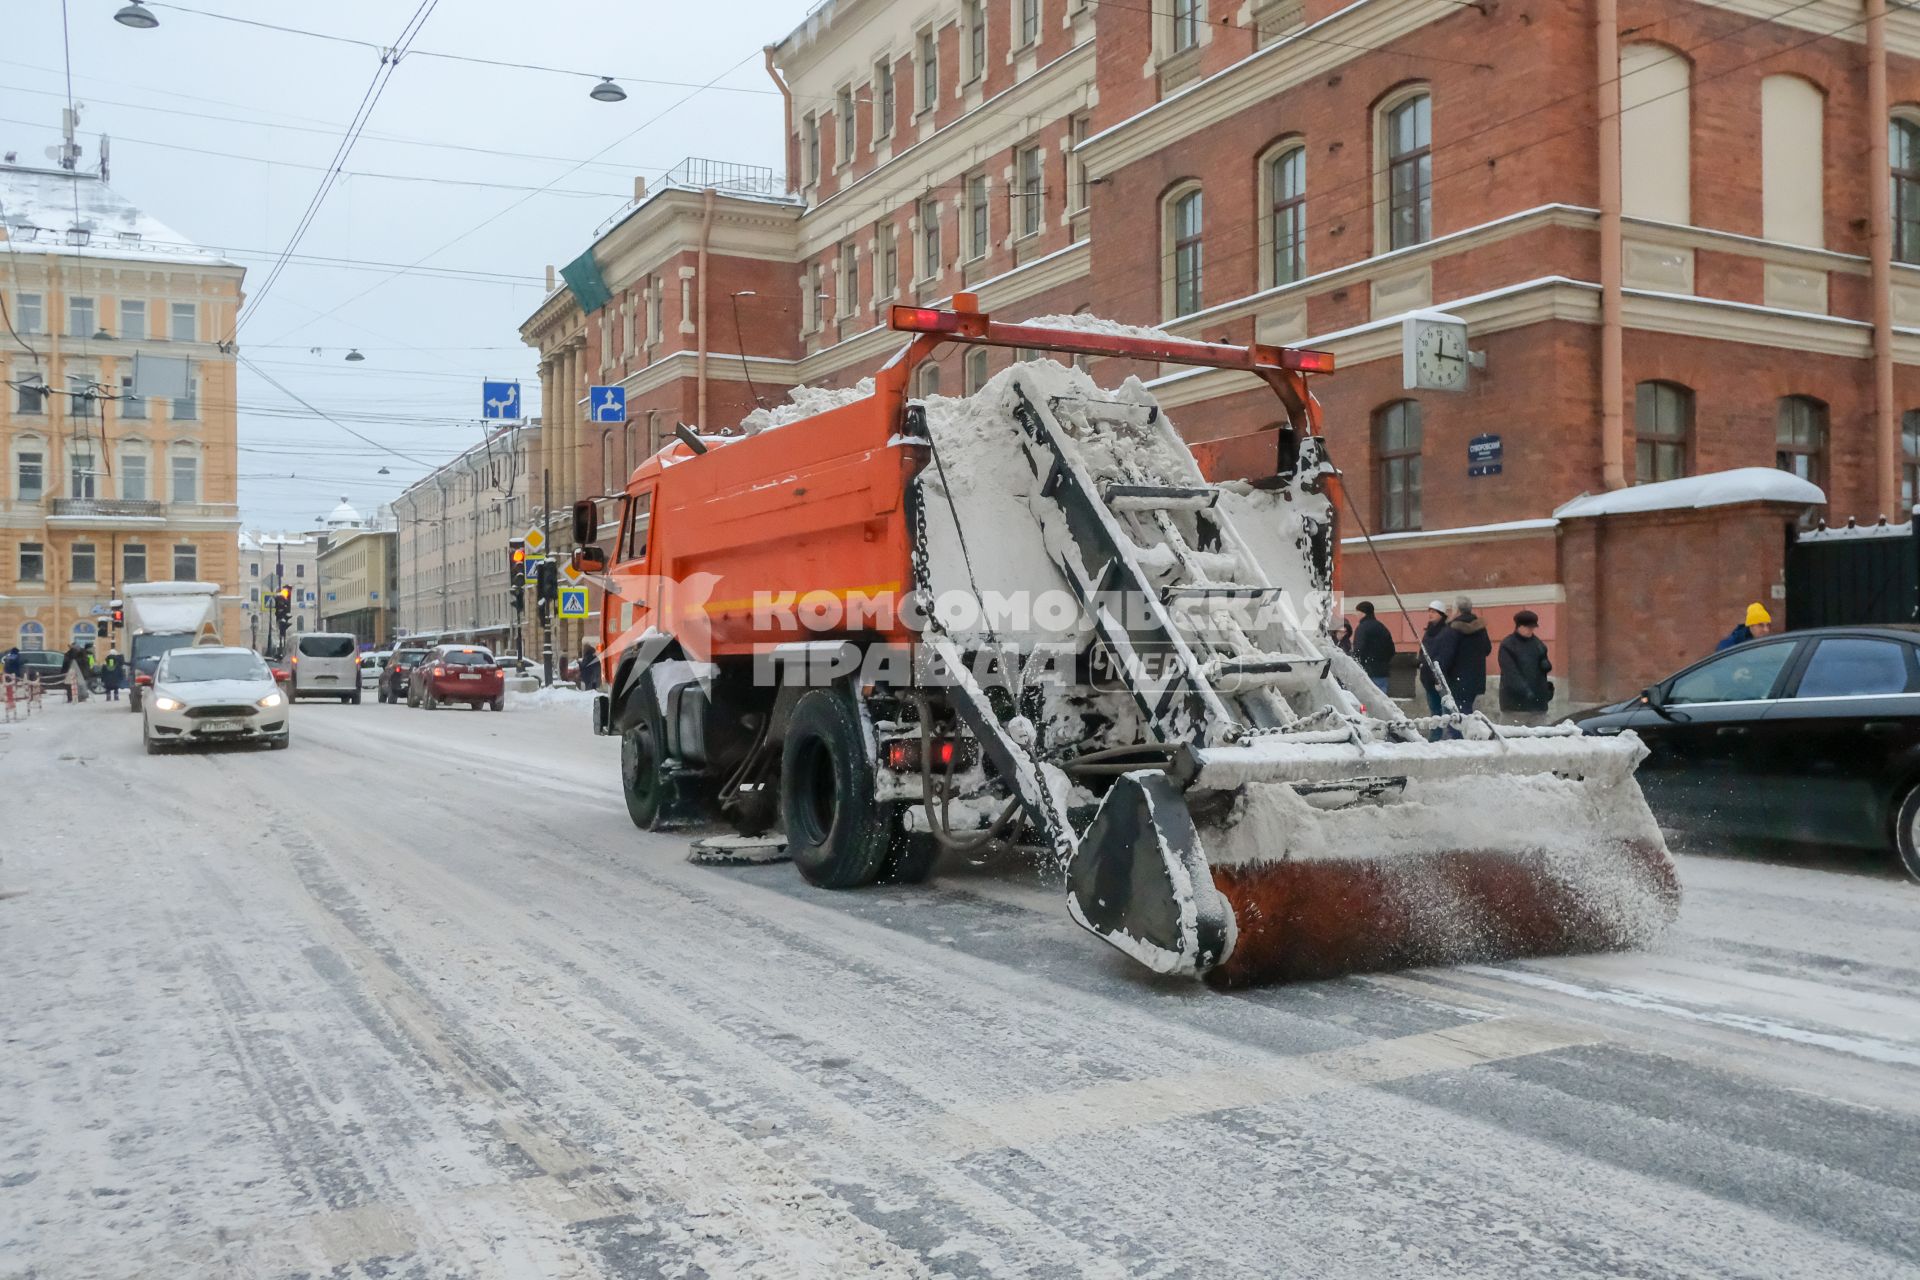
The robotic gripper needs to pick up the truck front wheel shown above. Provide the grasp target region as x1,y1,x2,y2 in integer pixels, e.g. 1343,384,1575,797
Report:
621,719,666,830
781,689,891,889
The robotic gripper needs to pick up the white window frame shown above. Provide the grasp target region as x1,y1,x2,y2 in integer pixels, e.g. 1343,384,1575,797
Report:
919,196,943,282
874,58,896,138
15,291,42,335
967,173,991,261
1376,85,1433,253
170,447,199,504
1162,182,1204,319
836,86,856,167
1258,138,1308,289
68,295,95,339
967,0,988,82
170,301,196,342
1017,0,1040,48
119,298,146,341
12,435,46,501
1017,145,1044,239
1067,113,1091,213
917,27,939,115
877,219,899,297
119,446,149,502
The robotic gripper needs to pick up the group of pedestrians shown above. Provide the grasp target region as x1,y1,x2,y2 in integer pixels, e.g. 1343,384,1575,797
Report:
0,644,127,717
1339,596,1554,730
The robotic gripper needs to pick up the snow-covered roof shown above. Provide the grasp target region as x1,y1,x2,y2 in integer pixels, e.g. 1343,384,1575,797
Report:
323,498,365,529
0,163,233,267
1797,518,1915,542
1554,468,1825,520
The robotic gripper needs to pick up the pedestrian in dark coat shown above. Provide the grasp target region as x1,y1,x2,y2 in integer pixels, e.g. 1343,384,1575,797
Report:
60,644,86,703
101,649,126,702
1350,601,1396,694
1715,602,1773,651
1417,601,1450,737
1,647,20,680
1441,595,1493,710
1497,610,1553,725
579,640,601,691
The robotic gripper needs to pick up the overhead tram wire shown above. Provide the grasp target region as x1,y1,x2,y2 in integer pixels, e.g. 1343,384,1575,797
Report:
226,0,441,342
237,353,439,466
261,45,766,349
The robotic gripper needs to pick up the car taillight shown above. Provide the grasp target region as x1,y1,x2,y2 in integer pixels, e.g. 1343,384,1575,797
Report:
432,665,445,676
134,673,152,687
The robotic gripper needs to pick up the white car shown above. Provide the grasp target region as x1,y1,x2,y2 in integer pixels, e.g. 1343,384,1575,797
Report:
142,645,291,753
359,650,392,690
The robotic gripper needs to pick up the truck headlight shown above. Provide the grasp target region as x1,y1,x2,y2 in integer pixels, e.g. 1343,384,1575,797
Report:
257,691,284,709
152,695,183,712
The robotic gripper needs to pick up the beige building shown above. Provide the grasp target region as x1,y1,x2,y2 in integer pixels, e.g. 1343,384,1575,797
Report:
1,148,243,656
394,421,539,652
318,526,396,647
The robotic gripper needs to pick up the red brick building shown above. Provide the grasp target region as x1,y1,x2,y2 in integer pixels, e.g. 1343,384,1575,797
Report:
522,0,1920,702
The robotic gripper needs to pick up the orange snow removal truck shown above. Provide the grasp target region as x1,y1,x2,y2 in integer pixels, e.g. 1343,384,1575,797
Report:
577,297,1678,986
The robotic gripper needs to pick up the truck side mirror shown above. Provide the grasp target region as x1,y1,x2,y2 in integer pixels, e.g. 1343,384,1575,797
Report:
574,546,608,574
572,498,597,546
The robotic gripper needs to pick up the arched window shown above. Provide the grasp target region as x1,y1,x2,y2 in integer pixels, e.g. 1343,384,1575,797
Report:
1902,409,1920,511
1072,303,1095,372
1620,44,1691,224
1261,141,1307,287
601,429,617,491
1634,381,1692,483
964,347,989,393
1164,184,1204,318
1894,115,1920,264
19,621,45,650
71,620,96,647
1379,89,1431,250
1775,395,1828,486
1761,75,1824,248
1374,400,1423,532
917,362,942,398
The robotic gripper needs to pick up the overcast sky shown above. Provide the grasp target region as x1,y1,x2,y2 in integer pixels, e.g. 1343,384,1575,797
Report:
2,0,801,529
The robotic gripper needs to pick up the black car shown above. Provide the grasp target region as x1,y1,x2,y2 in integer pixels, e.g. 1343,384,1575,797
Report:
1574,626,1920,879
378,648,430,703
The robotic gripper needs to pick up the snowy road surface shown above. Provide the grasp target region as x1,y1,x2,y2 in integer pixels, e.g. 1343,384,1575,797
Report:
4,697,1920,1278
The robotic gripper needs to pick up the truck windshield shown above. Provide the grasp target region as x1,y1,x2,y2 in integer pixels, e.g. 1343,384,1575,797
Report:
132,633,195,668
163,653,268,683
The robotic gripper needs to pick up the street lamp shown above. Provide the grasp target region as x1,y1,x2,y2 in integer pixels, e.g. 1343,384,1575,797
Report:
590,77,627,103
344,348,365,362
113,2,159,29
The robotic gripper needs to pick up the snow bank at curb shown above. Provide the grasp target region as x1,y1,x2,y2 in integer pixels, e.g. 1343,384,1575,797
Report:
507,685,599,712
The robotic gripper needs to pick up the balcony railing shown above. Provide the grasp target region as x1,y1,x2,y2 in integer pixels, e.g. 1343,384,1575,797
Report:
45,498,239,520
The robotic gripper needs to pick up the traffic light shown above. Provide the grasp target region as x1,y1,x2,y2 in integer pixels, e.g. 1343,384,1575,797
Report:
110,605,124,629
509,539,527,590
273,585,293,624
95,620,109,638
536,559,558,605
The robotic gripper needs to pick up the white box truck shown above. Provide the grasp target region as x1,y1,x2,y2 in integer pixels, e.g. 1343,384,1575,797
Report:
122,581,221,713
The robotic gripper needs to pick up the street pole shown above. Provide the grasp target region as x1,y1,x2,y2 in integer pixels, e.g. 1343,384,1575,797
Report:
541,467,553,687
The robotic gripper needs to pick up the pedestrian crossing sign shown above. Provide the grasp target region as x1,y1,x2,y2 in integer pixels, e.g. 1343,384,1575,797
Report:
558,587,589,619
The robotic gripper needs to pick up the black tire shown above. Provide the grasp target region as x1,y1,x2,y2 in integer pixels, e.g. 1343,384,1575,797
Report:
142,719,160,755
490,697,504,712
129,688,143,714
378,686,388,704
269,733,290,751
621,718,667,830
781,689,892,889
1895,785,1920,884
425,688,438,711
349,689,361,705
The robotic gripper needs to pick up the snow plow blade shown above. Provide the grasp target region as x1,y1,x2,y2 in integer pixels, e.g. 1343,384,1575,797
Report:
1065,735,1680,986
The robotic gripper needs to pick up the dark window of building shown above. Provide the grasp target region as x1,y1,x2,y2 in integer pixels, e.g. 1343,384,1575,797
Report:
1269,145,1306,285
1375,400,1423,532
1775,395,1827,486
1170,187,1203,317
1895,118,1920,265
1387,92,1433,250
1903,409,1920,512
1634,381,1692,484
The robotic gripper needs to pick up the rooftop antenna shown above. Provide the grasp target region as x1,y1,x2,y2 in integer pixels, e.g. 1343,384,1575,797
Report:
59,106,82,171
98,134,110,181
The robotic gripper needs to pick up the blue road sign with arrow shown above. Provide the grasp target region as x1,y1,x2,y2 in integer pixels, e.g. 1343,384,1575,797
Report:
589,385,626,423
482,380,522,420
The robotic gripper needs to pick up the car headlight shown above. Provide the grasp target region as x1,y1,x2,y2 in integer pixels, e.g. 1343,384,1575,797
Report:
152,695,183,712
257,691,284,709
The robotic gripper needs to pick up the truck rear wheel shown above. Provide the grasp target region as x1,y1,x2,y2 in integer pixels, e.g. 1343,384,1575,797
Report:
781,689,892,889
621,719,666,829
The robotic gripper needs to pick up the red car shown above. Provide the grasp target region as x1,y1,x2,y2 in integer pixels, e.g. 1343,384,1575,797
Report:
406,644,505,711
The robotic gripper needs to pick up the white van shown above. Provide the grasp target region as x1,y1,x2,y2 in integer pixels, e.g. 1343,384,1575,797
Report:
290,633,362,704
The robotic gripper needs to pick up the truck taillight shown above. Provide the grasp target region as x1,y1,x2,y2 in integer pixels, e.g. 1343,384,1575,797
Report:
881,737,971,772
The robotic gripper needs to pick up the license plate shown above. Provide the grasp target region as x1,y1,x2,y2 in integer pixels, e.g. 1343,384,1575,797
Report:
201,720,241,733
459,673,481,681
315,675,337,682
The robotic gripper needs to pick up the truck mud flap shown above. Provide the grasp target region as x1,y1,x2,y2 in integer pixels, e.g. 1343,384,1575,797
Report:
1065,772,1235,977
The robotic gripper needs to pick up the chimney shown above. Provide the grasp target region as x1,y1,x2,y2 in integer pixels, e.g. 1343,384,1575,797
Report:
546,264,556,290
634,175,647,201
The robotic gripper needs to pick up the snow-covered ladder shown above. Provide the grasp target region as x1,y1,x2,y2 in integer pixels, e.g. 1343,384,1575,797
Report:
1014,385,1333,745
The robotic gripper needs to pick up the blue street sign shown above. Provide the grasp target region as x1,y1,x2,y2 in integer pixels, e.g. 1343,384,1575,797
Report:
558,587,589,619
589,384,626,423
482,380,522,420
1468,433,1503,477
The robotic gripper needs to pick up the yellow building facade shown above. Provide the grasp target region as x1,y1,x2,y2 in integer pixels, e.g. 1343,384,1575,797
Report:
1,159,244,656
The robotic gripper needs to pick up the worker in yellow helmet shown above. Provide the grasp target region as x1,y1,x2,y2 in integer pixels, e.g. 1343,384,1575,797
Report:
1716,602,1774,651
